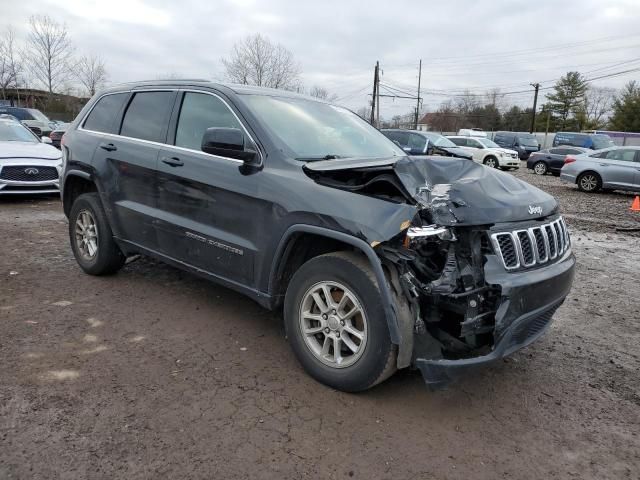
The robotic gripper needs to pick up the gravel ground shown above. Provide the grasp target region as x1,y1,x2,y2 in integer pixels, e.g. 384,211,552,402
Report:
1,167,639,479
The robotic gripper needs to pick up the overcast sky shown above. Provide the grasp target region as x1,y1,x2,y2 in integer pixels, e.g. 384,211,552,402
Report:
2,0,640,118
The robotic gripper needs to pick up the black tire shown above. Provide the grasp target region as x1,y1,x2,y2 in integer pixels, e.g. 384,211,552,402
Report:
284,251,396,392
68,192,125,275
577,171,602,193
483,156,499,168
533,161,548,175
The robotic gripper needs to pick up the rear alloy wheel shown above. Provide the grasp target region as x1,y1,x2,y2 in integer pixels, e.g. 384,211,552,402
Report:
284,251,396,392
69,193,126,275
577,172,602,193
484,156,498,168
533,161,548,175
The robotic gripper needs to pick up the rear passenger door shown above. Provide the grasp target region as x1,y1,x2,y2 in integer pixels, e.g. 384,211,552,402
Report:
93,90,176,250
155,90,260,286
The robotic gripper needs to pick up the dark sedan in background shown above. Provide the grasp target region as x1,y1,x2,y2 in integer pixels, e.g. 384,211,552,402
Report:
527,146,589,175
380,129,472,159
49,123,69,149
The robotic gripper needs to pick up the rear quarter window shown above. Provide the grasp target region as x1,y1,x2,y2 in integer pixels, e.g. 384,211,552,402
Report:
83,93,129,133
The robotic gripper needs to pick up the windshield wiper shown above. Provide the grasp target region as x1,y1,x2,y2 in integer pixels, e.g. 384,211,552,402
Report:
296,154,344,162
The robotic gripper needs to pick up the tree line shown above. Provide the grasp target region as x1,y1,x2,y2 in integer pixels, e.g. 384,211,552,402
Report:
417,72,639,133
0,15,107,101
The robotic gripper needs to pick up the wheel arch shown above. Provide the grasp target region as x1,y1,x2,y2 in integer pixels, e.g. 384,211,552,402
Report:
576,169,602,188
269,225,402,347
62,171,97,217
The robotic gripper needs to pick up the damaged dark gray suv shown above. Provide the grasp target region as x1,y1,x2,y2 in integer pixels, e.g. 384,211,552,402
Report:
61,81,575,391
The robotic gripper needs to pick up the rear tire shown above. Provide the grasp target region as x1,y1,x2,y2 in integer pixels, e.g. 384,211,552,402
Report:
284,251,396,392
483,156,498,168
533,161,548,175
69,193,125,275
577,172,602,193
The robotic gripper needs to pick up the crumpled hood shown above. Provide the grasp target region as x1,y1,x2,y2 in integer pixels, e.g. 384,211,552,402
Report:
395,156,557,225
0,141,61,160
304,155,558,226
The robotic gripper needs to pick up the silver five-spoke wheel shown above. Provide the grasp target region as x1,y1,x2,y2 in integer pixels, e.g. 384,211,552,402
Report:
299,281,367,368
75,209,99,260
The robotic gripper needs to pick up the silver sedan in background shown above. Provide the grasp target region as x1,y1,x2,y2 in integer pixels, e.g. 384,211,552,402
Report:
560,146,640,193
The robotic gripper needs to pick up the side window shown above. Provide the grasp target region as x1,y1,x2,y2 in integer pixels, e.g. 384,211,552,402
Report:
566,148,583,155
175,92,242,151
408,133,426,151
551,148,569,155
83,93,128,133
120,91,175,143
468,139,482,148
450,137,466,147
605,149,636,162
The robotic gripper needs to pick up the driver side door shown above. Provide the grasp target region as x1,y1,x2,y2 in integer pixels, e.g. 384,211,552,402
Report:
154,90,261,286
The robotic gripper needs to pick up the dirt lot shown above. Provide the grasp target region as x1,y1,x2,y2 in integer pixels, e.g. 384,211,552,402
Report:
1,166,639,479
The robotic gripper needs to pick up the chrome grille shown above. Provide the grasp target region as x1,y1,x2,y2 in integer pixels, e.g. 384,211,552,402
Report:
491,217,571,271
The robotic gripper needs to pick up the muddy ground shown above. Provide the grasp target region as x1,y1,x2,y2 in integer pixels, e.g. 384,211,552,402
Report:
1,166,639,479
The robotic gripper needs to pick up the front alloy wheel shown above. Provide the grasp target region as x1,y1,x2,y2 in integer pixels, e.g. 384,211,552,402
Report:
484,156,498,168
299,281,368,368
284,252,397,392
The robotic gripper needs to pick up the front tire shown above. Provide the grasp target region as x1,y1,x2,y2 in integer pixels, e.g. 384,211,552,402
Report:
284,252,396,392
533,161,548,175
69,193,125,275
577,172,602,193
484,156,498,168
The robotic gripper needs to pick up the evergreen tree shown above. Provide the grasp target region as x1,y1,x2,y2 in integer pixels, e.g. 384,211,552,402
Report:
609,81,640,132
545,71,588,131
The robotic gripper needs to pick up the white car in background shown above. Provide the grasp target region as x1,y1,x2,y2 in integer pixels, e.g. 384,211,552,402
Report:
446,135,520,169
0,115,62,195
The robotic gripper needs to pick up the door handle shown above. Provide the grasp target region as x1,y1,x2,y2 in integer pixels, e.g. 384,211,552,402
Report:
162,156,184,167
599,163,609,166
99,142,117,152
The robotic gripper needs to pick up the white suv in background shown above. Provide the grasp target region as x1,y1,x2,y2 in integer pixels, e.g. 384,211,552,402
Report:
446,136,520,169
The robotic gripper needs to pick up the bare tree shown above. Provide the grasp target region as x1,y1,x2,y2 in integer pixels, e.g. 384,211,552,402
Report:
221,34,301,90
0,27,21,100
24,15,74,94
308,85,338,102
75,54,107,96
583,86,615,129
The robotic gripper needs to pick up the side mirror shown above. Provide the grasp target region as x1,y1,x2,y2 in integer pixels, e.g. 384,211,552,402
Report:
41,136,52,144
201,127,259,165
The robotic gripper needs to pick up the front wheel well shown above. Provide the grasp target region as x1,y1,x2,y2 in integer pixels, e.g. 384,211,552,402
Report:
63,175,97,217
271,232,362,307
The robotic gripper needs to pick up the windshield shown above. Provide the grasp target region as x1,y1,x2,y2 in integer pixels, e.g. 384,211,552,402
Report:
423,132,457,148
592,134,615,150
518,134,539,147
27,109,50,122
241,95,404,159
477,138,500,148
0,121,39,143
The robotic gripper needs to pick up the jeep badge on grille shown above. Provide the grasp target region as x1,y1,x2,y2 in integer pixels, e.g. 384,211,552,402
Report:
528,205,542,215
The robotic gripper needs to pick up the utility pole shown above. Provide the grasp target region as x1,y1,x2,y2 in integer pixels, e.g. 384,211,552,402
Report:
414,59,422,130
376,66,381,128
530,82,540,133
370,61,379,126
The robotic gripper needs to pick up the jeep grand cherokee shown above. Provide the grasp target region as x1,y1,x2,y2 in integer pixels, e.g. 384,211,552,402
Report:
61,81,575,392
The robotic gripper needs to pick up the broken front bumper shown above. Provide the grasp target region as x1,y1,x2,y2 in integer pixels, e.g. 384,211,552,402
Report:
415,249,575,388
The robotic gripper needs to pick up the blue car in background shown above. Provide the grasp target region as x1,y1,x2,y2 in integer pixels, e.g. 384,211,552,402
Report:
553,132,614,150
